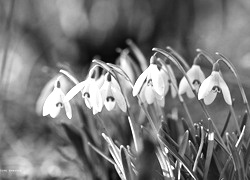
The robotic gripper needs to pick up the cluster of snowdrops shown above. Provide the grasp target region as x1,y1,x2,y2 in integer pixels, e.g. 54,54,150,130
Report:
40,42,250,180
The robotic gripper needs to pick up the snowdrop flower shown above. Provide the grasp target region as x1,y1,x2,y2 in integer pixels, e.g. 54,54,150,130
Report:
133,56,165,105
198,62,232,105
179,56,205,98
100,73,127,112
64,67,103,115
43,76,72,119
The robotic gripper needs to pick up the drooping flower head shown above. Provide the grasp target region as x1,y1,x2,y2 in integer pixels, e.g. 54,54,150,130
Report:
64,66,103,114
179,54,206,98
100,72,127,112
133,54,165,106
198,62,232,105
43,76,72,119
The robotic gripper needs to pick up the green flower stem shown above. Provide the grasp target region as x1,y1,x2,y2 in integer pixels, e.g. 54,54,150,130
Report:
88,142,116,165
166,46,190,70
216,53,250,127
229,105,241,135
95,113,111,137
153,48,228,150
59,69,79,85
196,49,214,65
140,103,159,136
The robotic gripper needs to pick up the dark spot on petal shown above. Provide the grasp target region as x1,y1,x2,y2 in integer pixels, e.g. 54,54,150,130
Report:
84,92,90,98
56,102,63,107
212,86,221,93
193,80,201,86
106,96,115,102
147,79,153,86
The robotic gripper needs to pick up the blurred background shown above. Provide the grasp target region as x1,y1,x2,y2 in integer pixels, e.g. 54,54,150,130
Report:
1,0,250,179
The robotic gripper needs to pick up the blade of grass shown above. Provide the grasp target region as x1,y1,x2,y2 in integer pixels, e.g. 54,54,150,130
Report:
203,131,215,180
120,146,134,180
227,133,245,180
177,131,189,180
240,111,248,132
158,134,198,180
220,110,231,137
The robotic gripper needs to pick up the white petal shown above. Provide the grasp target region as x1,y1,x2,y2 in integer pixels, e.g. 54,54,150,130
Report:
100,81,109,102
219,75,232,105
144,86,155,104
187,65,199,81
104,99,116,111
90,82,103,112
139,85,146,103
198,75,215,100
132,68,149,96
100,80,115,111
111,85,127,112
157,96,165,107
64,101,72,119
84,98,92,109
64,81,86,102
203,92,217,105
197,66,206,82
49,105,61,118
111,75,121,91
178,77,190,95
43,88,60,116
160,70,170,95
186,87,195,98
151,65,165,96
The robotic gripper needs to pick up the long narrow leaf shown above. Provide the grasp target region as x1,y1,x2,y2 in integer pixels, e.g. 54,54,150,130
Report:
158,135,198,180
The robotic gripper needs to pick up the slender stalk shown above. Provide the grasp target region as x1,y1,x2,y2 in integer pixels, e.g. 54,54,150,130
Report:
216,53,250,125
166,46,190,70
59,69,79,85
196,49,214,65
88,142,116,165
229,105,241,135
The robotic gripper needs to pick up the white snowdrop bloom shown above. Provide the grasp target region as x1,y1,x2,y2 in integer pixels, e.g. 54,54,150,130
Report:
179,64,205,98
100,73,127,112
43,77,72,119
198,62,232,105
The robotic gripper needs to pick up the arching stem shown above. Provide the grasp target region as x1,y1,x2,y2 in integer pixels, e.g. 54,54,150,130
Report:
216,53,250,125
166,46,190,70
